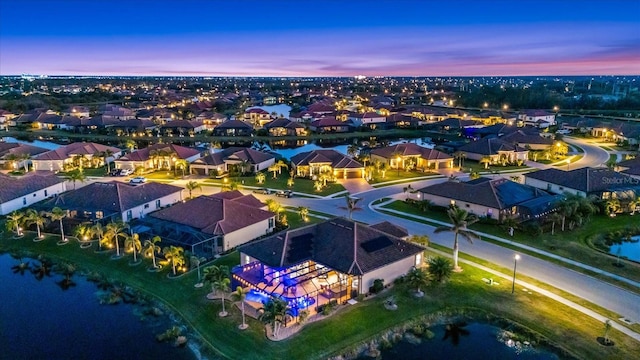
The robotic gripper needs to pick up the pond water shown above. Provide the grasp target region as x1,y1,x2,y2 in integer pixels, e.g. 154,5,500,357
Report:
610,235,640,262
2,136,62,150
0,253,194,360
247,104,292,118
376,323,560,360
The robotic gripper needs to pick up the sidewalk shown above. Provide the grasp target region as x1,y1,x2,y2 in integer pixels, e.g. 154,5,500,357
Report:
428,247,640,342
374,203,640,290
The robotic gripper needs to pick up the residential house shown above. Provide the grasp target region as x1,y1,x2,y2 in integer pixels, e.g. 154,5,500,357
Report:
618,157,640,179
41,181,183,223
146,191,276,257
67,106,90,118
524,168,640,202
309,117,351,133
457,138,529,165
499,130,554,150
101,104,135,120
32,142,122,172
109,119,156,135
263,118,306,137
346,112,386,129
160,120,207,136
370,143,454,171
115,143,201,171
195,111,226,130
518,110,556,128
213,120,253,136
0,172,66,215
243,108,272,128
291,149,364,179
233,218,424,313
306,102,335,115
289,111,317,123
385,114,419,128
190,147,276,176
417,177,560,222
0,142,49,170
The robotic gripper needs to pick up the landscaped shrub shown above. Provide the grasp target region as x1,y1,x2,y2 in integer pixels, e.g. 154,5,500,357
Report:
369,279,384,294
522,223,543,236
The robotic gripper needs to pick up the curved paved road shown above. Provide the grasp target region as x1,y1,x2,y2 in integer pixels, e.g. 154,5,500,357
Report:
564,136,611,168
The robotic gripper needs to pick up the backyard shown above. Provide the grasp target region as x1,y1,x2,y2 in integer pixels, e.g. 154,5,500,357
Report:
1,232,638,359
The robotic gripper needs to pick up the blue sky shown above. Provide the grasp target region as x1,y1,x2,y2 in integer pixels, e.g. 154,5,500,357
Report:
1,0,638,76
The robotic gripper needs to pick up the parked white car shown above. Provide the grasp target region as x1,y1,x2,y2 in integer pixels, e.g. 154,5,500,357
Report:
119,168,133,176
129,176,147,184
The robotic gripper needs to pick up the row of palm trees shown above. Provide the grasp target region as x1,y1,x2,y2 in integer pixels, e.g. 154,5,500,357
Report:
7,207,67,242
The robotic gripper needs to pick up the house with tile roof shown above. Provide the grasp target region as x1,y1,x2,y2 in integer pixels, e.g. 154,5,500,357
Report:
617,157,640,179
518,109,556,128
190,147,276,176
499,129,554,150
457,137,529,165
40,181,183,223
524,168,640,204
309,117,351,133
233,218,424,314
146,191,275,257
0,143,49,170
160,120,207,135
370,143,454,171
212,120,253,136
32,142,122,172
346,112,386,129
263,118,306,136
291,149,364,179
417,177,560,222
243,108,272,128
115,143,201,171
0,172,66,215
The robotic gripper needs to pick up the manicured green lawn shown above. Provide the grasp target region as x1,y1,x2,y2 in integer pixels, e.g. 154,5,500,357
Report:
460,160,527,174
2,234,638,359
381,200,640,285
367,169,439,184
205,174,345,197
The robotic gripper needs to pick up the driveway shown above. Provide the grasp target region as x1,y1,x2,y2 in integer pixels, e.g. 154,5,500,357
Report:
339,178,373,194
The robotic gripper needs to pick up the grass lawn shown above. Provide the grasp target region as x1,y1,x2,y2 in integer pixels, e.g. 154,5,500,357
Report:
460,160,527,174
205,174,345,197
1,234,638,359
59,166,109,177
381,200,640,286
367,169,439,185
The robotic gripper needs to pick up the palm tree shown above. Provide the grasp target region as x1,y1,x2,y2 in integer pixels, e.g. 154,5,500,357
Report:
143,236,162,269
47,207,67,243
259,298,289,339
231,286,249,330
214,276,231,317
628,196,640,215
265,199,284,221
64,168,86,190
605,198,621,216
163,245,185,276
174,159,188,178
19,153,31,172
359,153,370,168
454,151,466,168
91,222,105,250
185,180,201,199
73,222,93,248
406,267,430,297
379,162,389,178
104,221,129,257
273,160,288,175
203,265,229,297
339,195,361,220
6,210,24,236
480,156,491,169
297,206,309,222
190,255,207,285
25,209,46,240
149,149,159,169
255,172,266,184
546,212,563,235
427,256,453,283
409,234,429,247
124,233,142,263
347,143,359,157
103,149,114,173
433,207,480,271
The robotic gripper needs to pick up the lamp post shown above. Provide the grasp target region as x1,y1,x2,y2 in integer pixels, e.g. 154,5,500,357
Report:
512,254,520,294
396,156,401,176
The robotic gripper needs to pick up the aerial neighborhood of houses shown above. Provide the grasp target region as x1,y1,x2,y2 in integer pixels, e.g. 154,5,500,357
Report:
1,76,639,334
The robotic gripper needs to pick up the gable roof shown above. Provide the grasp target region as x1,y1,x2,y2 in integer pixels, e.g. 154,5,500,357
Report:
371,143,452,161
215,120,253,129
458,137,527,156
238,218,423,275
0,172,65,202
118,143,200,162
290,149,363,169
500,130,554,145
369,221,409,238
0,143,49,159
34,142,121,161
149,192,273,235
418,177,551,210
45,181,182,213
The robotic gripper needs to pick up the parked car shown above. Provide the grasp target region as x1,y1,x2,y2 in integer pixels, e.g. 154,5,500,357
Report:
252,188,271,195
119,168,133,176
129,176,147,184
275,190,293,198
556,129,571,135
109,169,122,176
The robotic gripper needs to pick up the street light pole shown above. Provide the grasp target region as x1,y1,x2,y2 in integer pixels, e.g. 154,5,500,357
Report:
512,254,520,294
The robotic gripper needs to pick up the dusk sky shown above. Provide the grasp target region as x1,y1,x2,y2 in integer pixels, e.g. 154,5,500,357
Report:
1,0,639,76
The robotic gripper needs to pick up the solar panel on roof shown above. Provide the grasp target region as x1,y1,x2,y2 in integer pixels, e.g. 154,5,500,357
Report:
286,233,314,263
361,236,393,253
